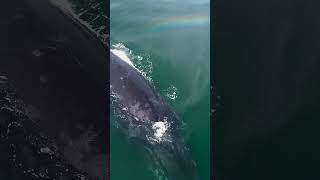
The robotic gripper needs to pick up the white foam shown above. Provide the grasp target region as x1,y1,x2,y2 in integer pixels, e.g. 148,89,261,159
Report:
111,49,134,67
164,85,179,100
49,0,107,43
111,43,153,82
152,118,170,142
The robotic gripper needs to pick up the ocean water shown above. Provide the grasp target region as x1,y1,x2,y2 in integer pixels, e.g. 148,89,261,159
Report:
1,0,209,179
110,0,210,180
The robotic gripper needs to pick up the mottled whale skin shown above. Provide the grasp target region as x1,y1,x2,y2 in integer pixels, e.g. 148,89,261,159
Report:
110,52,197,180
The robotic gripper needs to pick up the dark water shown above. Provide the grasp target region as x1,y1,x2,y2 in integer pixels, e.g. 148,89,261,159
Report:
214,0,320,179
110,0,210,180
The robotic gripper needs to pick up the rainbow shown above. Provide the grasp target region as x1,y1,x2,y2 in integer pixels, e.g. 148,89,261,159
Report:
149,15,210,32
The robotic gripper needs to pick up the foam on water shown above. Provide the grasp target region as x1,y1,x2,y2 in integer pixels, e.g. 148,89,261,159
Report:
49,0,108,44
111,43,153,82
152,120,169,142
111,49,134,67
49,0,96,34
163,85,179,101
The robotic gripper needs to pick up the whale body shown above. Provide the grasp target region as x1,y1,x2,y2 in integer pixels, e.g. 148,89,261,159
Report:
110,52,197,180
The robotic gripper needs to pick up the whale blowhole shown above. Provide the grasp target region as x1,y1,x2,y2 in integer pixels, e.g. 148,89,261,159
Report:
150,117,171,143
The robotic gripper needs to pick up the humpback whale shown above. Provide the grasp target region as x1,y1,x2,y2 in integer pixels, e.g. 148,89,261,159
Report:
0,0,108,179
110,52,197,180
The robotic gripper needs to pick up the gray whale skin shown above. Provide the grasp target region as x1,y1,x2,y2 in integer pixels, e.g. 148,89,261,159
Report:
111,52,198,180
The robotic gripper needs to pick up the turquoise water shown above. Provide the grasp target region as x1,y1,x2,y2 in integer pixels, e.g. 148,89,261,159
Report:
110,0,210,180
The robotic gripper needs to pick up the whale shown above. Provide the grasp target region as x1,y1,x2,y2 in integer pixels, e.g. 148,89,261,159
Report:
0,0,108,179
110,51,197,180
0,0,196,179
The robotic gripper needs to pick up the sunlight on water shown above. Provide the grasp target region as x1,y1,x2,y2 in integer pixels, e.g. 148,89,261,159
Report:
150,15,209,32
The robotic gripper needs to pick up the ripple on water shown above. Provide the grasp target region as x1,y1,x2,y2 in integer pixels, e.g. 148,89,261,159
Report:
162,85,179,101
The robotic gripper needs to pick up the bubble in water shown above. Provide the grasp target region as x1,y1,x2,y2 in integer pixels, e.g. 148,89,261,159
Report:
163,85,179,100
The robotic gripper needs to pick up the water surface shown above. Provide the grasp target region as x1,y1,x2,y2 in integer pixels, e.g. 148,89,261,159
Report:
110,0,210,179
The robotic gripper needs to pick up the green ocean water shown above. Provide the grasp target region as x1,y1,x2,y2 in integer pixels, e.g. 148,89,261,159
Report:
110,0,210,180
